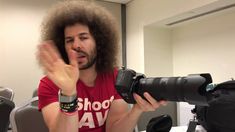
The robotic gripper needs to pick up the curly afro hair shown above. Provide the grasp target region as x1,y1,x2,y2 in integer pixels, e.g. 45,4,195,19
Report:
40,0,119,73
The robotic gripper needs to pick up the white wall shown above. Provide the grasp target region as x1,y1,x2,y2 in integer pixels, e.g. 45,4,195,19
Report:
0,0,50,105
126,0,217,73
0,0,122,105
144,27,173,77
172,7,235,125
172,7,235,82
126,0,233,126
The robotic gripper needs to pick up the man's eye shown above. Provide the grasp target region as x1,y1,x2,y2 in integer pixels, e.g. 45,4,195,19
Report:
66,39,73,44
80,37,88,41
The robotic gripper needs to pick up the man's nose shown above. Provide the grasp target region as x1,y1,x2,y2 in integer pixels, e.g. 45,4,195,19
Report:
72,38,81,50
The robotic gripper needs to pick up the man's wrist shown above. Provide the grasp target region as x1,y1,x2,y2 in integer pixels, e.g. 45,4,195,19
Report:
60,89,77,96
58,90,78,113
59,98,78,113
58,90,77,103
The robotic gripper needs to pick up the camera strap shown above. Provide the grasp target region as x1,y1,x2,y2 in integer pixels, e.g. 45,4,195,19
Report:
186,116,198,132
187,120,197,132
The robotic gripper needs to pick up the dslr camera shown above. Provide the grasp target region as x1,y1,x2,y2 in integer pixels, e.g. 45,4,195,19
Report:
115,67,235,132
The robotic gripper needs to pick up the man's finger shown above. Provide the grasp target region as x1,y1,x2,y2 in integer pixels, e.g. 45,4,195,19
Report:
143,92,160,109
134,93,155,111
68,49,78,68
38,45,54,64
41,41,61,62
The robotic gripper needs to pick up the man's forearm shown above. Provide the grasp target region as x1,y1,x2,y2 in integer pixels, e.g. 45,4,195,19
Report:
108,105,143,132
50,111,78,132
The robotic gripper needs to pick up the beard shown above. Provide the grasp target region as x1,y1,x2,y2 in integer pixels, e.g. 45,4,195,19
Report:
78,49,96,70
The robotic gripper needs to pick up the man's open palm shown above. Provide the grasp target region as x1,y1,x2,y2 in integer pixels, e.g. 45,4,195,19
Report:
37,41,79,95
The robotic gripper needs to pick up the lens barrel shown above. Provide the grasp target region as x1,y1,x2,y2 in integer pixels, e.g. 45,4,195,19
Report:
137,74,211,106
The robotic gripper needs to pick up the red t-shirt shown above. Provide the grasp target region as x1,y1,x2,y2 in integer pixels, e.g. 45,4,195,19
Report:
38,69,122,132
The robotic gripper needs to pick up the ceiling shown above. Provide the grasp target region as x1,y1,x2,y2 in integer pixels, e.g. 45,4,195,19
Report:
100,0,132,4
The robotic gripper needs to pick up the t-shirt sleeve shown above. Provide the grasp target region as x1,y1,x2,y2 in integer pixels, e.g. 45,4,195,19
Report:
38,77,59,111
113,68,122,100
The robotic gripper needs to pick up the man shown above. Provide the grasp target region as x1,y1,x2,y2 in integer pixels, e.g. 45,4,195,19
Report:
37,1,166,132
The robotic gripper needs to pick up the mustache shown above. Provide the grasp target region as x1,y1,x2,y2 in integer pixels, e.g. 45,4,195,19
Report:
72,48,88,56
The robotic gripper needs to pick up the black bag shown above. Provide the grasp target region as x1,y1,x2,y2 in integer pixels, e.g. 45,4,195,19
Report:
195,80,235,132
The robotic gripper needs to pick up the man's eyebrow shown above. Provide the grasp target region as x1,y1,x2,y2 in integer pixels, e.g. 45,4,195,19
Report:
65,32,90,39
78,32,89,36
65,36,73,40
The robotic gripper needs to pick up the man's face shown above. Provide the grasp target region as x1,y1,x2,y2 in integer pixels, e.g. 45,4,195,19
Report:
64,23,96,70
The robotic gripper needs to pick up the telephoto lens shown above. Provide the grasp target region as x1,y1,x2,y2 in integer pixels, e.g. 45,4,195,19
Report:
137,73,212,106
115,68,212,106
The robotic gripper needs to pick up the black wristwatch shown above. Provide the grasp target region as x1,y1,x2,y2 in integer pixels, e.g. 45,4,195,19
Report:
58,90,78,113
